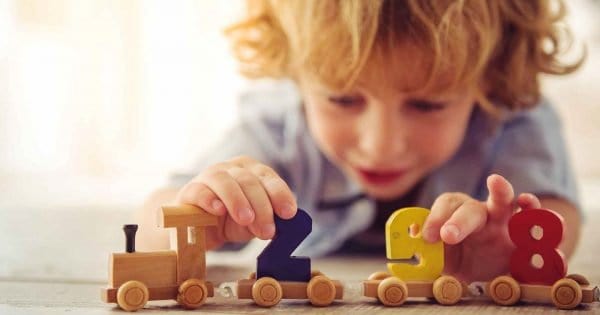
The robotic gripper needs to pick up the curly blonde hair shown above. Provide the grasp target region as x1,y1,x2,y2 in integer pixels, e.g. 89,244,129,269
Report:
225,0,584,112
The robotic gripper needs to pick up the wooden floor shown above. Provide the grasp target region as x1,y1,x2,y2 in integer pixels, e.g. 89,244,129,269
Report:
1,213,599,314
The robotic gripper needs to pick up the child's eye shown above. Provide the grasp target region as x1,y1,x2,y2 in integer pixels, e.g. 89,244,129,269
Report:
327,95,364,107
406,99,447,112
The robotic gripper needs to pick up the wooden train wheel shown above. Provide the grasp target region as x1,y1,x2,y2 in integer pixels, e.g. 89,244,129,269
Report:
377,277,408,306
368,271,391,281
311,270,324,278
432,275,462,305
248,272,256,280
177,278,208,309
116,280,149,312
551,278,582,309
252,277,283,307
488,276,520,306
307,275,336,306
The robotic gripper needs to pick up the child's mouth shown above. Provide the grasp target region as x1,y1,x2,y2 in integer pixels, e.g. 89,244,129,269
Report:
357,168,405,186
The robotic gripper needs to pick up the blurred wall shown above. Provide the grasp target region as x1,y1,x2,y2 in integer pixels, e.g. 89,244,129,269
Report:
0,0,245,207
542,0,600,209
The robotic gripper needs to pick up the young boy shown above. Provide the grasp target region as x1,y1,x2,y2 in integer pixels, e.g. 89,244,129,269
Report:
136,0,584,282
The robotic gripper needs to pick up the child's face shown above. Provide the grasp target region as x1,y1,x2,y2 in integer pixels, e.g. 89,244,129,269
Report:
299,51,477,200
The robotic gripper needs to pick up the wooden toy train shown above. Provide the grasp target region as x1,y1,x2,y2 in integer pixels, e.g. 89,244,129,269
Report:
101,205,599,311
101,205,218,311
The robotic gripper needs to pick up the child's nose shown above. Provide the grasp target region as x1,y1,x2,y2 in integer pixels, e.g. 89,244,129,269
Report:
358,115,407,159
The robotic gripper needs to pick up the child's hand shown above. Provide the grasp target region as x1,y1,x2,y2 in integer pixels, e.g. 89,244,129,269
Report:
422,174,541,282
175,156,297,249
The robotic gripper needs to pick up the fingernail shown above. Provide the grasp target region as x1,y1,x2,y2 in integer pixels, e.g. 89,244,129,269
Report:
443,224,461,241
262,223,276,238
423,228,436,242
281,204,295,218
238,208,254,223
211,200,225,213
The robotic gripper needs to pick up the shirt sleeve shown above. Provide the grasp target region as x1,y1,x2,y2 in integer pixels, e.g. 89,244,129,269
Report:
168,80,303,188
484,99,580,209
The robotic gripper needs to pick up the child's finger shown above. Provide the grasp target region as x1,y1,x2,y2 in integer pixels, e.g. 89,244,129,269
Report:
516,192,541,210
252,164,297,219
199,168,255,226
175,182,227,216
423,192,471,243
228,167,276,240
486,174,515,221
222,216,254,243
440,199,488,244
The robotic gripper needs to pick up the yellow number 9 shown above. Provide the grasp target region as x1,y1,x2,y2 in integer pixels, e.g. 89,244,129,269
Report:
386,207,444,281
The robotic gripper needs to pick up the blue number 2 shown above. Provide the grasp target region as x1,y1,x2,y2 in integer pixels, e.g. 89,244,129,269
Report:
256,209,312,282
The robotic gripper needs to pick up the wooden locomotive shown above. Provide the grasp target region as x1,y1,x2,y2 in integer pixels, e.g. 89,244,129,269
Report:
101,205,218,311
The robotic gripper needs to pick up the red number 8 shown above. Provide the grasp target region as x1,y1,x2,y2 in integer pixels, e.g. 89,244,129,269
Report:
508,208,567,285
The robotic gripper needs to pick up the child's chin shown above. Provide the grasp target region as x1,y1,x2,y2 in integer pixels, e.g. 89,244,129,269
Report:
362,184,407,201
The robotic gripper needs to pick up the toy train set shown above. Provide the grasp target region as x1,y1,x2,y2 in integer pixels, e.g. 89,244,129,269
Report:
101,205,599,311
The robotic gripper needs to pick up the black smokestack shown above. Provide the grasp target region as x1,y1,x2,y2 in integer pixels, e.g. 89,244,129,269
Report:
123,224,138,253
